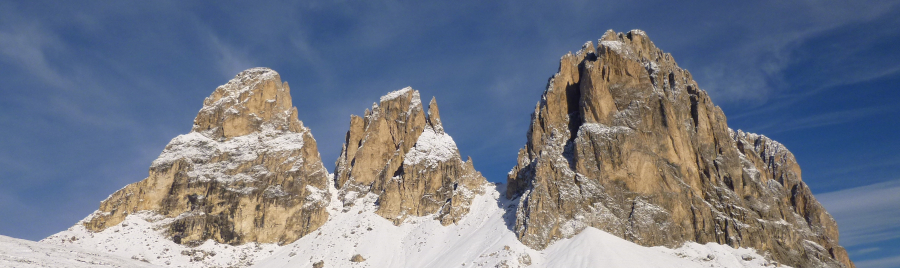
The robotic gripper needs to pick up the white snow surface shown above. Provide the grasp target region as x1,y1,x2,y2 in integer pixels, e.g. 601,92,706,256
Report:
37,182,786,268
42,211,280,268
580,123,632,136
379,86,413,103
600,40,632,57
0,234,159,268
150,126,306,183
403,126,459,168
254,183,784,268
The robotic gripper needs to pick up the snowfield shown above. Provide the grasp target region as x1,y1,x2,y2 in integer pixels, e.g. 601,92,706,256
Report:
0,234,157,268
27,183,786,268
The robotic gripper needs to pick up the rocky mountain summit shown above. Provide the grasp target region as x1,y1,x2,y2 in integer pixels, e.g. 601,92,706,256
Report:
35,30,857,268
333,87,488,225
81,68,331,246
507,30,853,268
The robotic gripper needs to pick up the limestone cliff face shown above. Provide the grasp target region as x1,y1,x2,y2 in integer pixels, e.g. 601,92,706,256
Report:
507,30,854,268
334,87,487,225
83,68,330,246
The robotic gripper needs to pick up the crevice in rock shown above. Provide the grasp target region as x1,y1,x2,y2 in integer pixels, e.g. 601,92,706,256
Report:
688,86,700,131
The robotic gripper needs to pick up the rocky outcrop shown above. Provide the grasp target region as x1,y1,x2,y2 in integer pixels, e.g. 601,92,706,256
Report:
83,68,331,246
334,87,487,225
507,30,854,268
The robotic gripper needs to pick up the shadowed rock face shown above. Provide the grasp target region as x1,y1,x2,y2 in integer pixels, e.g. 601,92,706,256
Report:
83,68,331,246
507,30,854,268
334,87,487,225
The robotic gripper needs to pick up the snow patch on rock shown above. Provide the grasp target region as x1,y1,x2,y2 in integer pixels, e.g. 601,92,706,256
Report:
600,40,633,57
151,126,306,184
403,126,460,168
379,86,413,103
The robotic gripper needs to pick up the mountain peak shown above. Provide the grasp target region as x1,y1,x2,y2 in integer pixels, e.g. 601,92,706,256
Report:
80,68,331,247
192,67,302,140
508,30,854,268
334,87,487,225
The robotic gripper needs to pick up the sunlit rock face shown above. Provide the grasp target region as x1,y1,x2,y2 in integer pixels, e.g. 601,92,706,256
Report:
333,87,487,225
83,68,331,246
507,30,854,268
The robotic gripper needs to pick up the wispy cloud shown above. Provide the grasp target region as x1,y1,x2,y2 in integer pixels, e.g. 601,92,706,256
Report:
854,255,900,268
290,33,333,86
0,19,68,89
744,106,891,134
817,179,900,247
820,157,900,180
208,33,256,79
693,1,900,105
0,9,139,130
853,247,881,255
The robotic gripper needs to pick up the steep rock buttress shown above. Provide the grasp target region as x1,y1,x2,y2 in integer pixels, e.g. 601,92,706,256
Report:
82,68,331,246
507,30,854,268
333,87,488,225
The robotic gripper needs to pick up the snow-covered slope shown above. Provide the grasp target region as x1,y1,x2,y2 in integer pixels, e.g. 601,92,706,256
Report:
40,181,785,268
0,234,160,268
44,212,280,268
252,183,782,268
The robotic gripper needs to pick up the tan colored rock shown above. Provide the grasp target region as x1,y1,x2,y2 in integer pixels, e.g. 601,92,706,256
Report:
83,68,330,246
192,68,304,140
334,87,487,225
508,30,854,268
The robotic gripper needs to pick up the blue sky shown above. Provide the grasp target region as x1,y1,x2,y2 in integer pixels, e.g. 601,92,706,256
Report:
0,1,898,267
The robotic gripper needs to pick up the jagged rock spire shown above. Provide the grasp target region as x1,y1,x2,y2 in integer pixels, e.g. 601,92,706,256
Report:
334,87,487,225
83,68,330,246
508,30,854,268
427,96,443,133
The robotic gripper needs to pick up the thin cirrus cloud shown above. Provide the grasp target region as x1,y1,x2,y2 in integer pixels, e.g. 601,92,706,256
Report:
854,255,900,268
680,1,899,106
207,33,257,81
0,20,68,90
817,179,900,247
743,106,892,134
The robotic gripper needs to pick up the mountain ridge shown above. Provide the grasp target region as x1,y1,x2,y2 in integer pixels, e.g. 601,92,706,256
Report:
30,29,854,268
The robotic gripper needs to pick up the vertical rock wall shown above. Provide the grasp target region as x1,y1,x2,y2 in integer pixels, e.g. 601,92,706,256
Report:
507,30,854,268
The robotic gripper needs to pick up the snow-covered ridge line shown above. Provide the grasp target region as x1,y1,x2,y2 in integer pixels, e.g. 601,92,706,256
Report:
379,86,413,103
